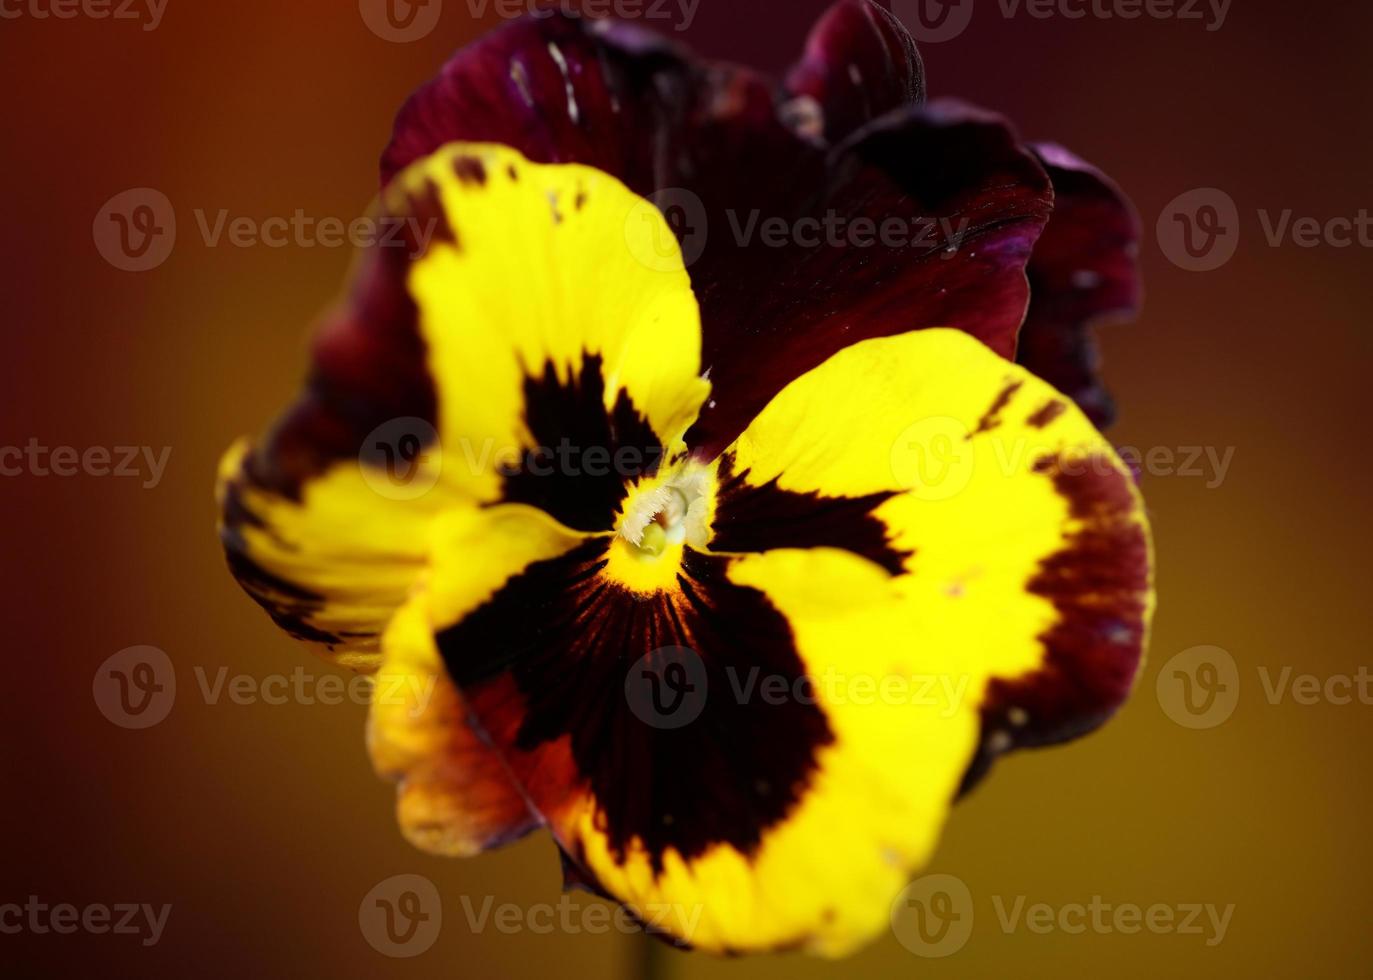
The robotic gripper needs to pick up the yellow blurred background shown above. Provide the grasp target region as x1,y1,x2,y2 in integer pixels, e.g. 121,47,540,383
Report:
3,0,1370,976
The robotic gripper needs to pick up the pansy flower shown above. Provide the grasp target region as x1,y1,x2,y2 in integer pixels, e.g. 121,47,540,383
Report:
217,0,1152,956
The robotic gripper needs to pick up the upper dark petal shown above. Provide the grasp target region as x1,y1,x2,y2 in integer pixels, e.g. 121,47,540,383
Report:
687,98,1053,456
1016,143,1143,429
381,16,1051,458
380,13,798,193
783,0,925,144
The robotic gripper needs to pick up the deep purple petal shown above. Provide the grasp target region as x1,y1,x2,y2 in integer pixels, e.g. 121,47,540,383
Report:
783,0,925,144
1016,143,1143,428
380,16,1051,457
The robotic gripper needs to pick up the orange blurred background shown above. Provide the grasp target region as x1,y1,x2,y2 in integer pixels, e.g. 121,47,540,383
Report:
3,0,1371,976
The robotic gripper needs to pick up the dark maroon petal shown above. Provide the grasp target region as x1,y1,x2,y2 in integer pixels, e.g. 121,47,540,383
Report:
783,0,925,144
1016,143,1143,429
381,14,795,194
688,98,1053,456
239,181,450,500
381,17,1051,458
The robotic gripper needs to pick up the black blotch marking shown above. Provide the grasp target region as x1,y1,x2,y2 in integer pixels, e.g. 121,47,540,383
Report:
439,539,834,871
711,453,910,576
501,353,663,533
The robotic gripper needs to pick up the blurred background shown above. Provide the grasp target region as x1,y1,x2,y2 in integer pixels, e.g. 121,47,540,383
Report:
2,0,1370,976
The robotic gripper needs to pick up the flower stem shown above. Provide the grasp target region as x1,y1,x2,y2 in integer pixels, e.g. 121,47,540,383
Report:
635,931,669,980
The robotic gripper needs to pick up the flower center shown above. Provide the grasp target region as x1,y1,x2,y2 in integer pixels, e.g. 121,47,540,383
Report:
636,488,690,557
616,465,711,561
